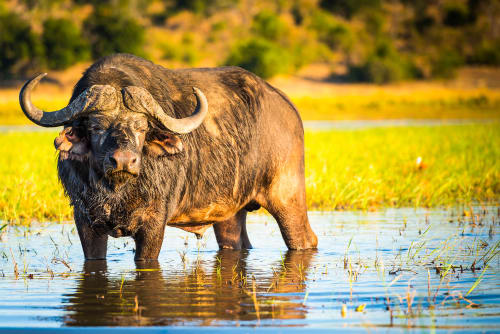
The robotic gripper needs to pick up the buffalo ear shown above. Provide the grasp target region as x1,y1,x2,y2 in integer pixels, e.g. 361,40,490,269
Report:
55,126,90,161
147,133,183,156
54,127,75,151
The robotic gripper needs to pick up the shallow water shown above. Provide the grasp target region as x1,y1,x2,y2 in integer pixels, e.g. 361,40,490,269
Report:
0,206,498,331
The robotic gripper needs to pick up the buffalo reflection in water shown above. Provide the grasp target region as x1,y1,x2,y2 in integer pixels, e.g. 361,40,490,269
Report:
63,250,316,326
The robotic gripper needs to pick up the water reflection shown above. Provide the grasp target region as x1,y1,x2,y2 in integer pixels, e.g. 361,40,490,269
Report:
1,208,499,329
63,250,317,326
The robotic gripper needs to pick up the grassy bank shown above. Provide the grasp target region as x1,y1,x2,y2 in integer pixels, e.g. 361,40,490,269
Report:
0,123,498,224
0,132,71,223
0,88,69,126
1,83,500,124
293,90,500,120
305,123,500,209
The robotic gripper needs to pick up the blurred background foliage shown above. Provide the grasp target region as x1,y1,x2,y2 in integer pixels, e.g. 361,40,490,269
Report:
0,0,499,82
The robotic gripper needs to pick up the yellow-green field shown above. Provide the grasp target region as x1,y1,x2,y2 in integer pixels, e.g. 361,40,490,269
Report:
1,82,500,124
305,124,499,209
1,132,72,223
1,123,498,224
0,88,70,125
293,91,500,120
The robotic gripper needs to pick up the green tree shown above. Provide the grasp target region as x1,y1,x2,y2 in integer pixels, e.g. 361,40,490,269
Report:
84,5,146,59
468,40,500,65
0,12,44,76
224,38,292,79
169,0,239,16
251,11,287,41
431,50,464,78
309,10,353,51
319,0,381,19
42,18,90,70
443,2,471,27
347,39,421,83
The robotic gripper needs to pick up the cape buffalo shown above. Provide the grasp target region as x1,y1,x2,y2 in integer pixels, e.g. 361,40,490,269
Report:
19,54,318,260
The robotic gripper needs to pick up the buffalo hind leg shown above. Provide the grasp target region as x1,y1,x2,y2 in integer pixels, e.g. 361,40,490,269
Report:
213,209,252,250
262,166,318,250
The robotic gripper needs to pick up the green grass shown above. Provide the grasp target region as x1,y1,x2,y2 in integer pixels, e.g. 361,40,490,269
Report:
0,91,69,126
1,86,499,124
0,124,499,224
305,123,500,209
292,92,500,120
0,132,72,223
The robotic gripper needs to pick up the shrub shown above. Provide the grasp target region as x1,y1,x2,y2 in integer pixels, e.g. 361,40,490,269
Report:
171,0,207,14
224,38,292,79
348,57,414,84
160,34,200,66
347,39,421,84
319,0,381,19
414,14,435,34
160,41,179,61
467,40,500,65
291,2,304,25
42,18,89,70
308,11,353,51
84,6,145,59
0,13,44,76
251,11,287,41
291,39,332,69
431,50,464,78
168,0,239,16
443,2,470,27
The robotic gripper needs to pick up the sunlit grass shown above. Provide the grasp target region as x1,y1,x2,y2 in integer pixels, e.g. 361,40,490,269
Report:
0,87,70,125
1,85,499,124
0,132,72,223
293,88,500,120
0,123,498,224
304,123,500,209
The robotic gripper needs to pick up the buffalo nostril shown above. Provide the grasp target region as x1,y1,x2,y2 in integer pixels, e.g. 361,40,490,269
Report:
109,150,140,174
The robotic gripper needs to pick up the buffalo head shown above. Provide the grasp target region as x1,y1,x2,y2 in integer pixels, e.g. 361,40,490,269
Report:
20,73,208,189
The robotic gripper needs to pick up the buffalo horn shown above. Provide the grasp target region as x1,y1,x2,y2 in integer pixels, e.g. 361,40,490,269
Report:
122,86,208,134
19,73,118,127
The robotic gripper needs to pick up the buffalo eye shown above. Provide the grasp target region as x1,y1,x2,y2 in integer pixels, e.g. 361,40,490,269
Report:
89,126,106,140
88,126,107,147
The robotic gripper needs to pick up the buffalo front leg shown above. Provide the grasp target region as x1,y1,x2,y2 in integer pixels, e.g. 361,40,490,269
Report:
74,209,108,260
213,209,252,250
131,203,167,261
133,223,166,261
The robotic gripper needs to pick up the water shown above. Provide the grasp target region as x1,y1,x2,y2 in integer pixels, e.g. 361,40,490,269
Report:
0,206,498,332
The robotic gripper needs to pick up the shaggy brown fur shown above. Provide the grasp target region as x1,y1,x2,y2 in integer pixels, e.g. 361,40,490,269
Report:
51,54,317,260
